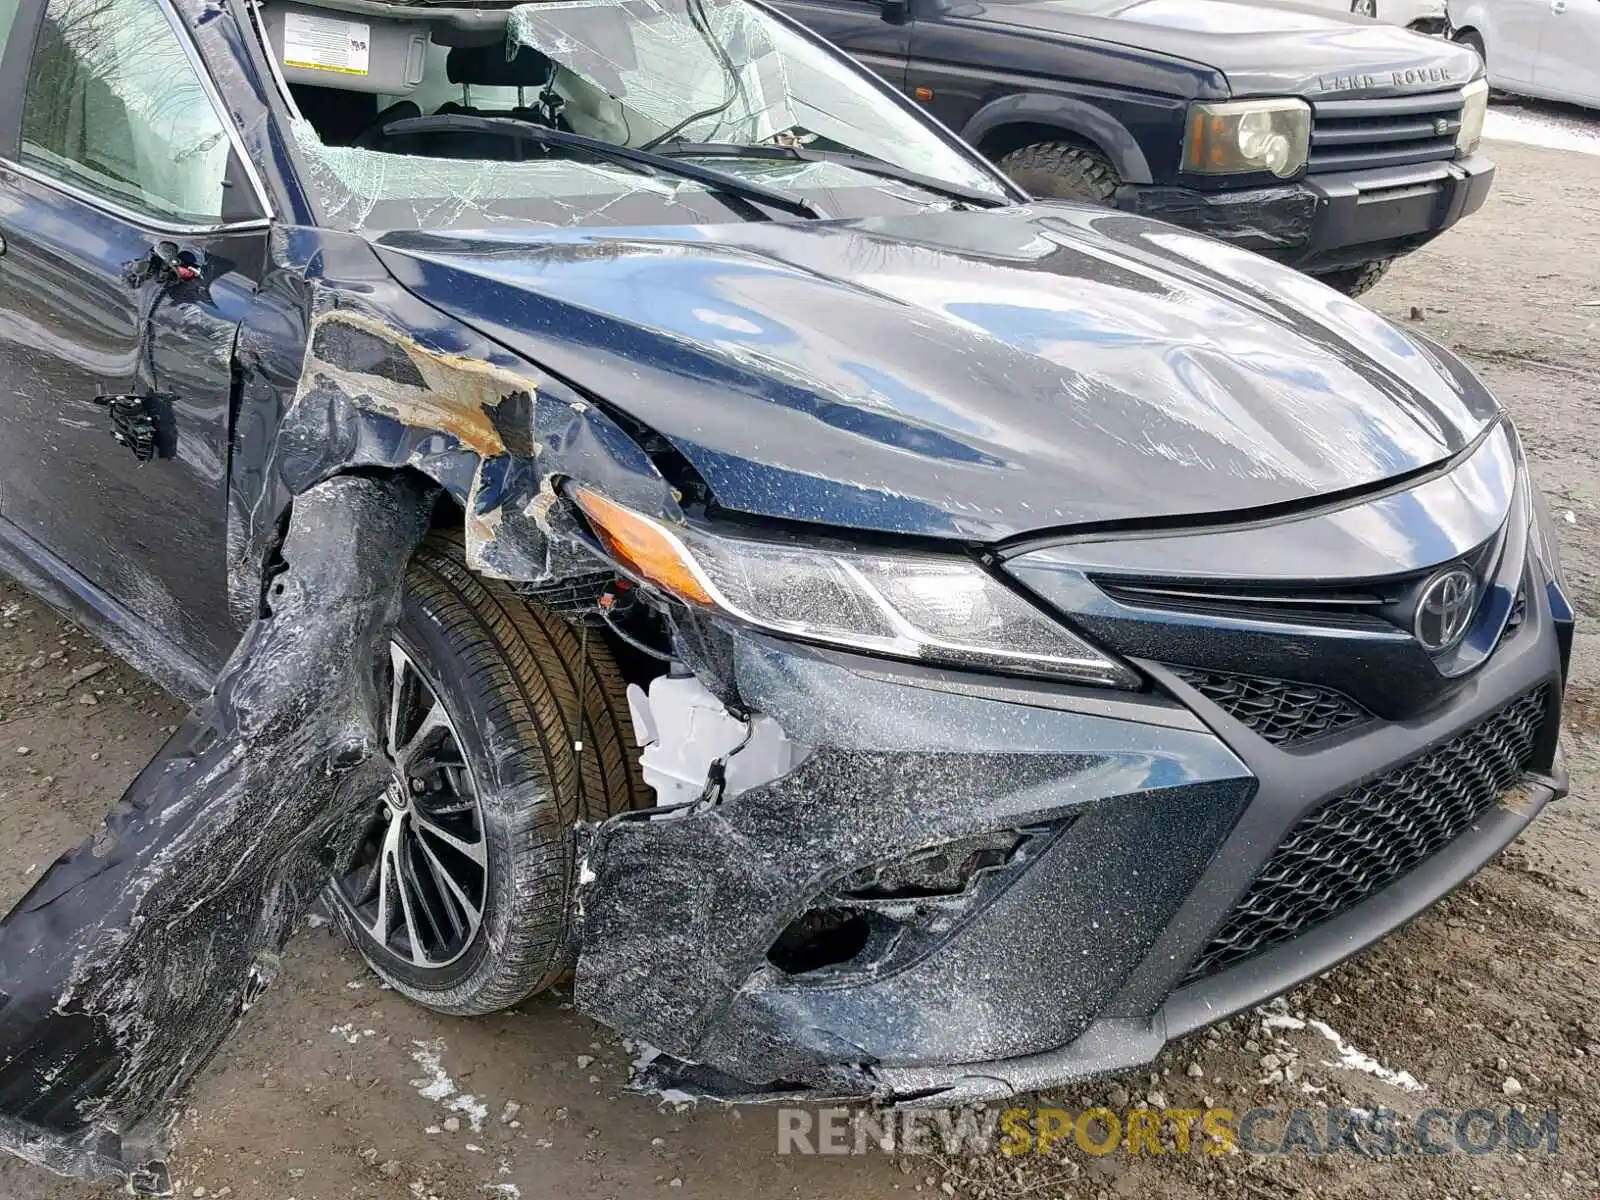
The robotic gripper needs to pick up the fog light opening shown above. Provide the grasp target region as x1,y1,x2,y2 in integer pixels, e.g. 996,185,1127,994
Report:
767,907,873,975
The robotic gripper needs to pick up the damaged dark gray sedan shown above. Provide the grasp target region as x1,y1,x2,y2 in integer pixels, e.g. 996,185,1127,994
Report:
0,0,1574,1188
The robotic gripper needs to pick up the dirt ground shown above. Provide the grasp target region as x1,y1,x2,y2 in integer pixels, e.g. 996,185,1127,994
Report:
0,129,1596,1200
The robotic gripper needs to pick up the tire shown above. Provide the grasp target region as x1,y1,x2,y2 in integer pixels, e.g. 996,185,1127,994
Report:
329,529,646,1016
1311,259,1394,298
1452,28,1484,69
995,141,1120,205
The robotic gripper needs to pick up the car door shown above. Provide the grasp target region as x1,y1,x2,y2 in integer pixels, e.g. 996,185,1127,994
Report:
1533,0,1600,103
1481,0,1551,83
0,0,271,670
771,0,912,90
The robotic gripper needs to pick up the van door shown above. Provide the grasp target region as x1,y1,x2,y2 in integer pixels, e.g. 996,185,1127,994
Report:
1532,0,1600,104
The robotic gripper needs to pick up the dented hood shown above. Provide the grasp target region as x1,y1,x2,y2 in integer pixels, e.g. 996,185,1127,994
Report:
373,205,1498,542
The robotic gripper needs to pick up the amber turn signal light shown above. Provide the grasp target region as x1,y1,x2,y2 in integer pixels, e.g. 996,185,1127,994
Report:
570,488,714,606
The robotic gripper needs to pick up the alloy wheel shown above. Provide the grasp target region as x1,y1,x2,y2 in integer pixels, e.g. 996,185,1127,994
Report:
332,642,489,969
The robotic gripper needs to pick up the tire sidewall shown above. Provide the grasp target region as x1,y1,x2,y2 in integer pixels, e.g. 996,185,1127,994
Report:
330,565,574,1008
997,142,1120,206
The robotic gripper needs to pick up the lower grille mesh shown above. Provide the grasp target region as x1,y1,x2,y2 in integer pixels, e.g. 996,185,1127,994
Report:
1171,667,1369,745
1184,686,1549,982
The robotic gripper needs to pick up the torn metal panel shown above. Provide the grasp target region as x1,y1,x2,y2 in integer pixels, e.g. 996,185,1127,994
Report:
0,474,431,1191
574,635,1253,1099
227,228,681,631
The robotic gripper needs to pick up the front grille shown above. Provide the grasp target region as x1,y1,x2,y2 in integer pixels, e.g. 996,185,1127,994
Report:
1308,91,1464,175
514,569,613,619
1184,685,1549,982
1171,667,1369,745
1099,578,1389,627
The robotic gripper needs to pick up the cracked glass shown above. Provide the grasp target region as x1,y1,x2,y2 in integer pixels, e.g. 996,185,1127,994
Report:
277,0,1006,231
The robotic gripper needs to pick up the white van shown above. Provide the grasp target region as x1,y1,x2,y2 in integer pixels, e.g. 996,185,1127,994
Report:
1449,0,1600,107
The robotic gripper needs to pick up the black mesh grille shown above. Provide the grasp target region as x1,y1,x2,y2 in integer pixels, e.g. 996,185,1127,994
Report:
1171,668,1369,745
1184,685,1549,983
514,570,613,619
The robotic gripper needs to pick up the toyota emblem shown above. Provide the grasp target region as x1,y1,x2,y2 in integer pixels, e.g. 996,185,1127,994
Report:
1414,566,1479,653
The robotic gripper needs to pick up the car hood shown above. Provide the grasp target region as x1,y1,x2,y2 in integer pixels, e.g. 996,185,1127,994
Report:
947,0,1481,97
372,204,1498,543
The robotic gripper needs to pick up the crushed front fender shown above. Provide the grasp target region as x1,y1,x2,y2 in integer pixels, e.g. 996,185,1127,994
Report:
0,473,431,1192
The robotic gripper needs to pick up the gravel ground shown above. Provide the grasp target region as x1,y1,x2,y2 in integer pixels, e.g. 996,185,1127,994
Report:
0,131,1595,1200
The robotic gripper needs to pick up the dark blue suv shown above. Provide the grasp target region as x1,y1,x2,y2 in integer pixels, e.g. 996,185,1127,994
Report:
775,0,1495,294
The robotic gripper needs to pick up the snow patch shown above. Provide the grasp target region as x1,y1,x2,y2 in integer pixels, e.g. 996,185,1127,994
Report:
409,1039,491,1131
1484,106,1600,158
1261,1013,1425,1093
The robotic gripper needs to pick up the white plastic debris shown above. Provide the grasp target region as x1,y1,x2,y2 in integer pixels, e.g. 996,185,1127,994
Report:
626,674,796,806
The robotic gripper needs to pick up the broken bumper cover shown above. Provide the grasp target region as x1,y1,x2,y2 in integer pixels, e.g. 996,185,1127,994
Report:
575,570,1566,1104
1117,154,1495,273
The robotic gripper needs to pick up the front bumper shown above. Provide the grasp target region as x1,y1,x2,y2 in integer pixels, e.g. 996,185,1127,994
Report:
573,530,1569,1103
1117,154,1496,275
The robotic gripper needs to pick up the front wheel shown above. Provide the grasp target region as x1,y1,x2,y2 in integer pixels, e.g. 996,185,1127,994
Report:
1310,259,1394,298
1454,29,1487,68
995,141,1121,205
329,532,645,1016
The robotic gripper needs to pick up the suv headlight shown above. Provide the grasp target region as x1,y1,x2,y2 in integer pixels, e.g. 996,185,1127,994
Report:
1183,98,1311,178
572,489,1138,688
1458,78,1489,155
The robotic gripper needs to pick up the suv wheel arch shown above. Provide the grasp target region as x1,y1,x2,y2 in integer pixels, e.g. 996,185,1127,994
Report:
962,96,1153,185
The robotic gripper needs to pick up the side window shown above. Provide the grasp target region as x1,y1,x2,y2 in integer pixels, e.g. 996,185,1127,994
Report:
19,0,232,224
0,0,21,65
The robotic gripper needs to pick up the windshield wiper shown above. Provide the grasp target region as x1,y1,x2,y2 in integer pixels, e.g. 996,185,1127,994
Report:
656,143,1012,209
380,115,827,220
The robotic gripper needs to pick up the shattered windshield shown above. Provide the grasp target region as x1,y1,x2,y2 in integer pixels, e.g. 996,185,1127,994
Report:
271,0,1007,230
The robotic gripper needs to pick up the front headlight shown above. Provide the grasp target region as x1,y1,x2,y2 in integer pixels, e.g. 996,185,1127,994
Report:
1183,98,1311,179
1457,78,1489,156
572,489,1138,688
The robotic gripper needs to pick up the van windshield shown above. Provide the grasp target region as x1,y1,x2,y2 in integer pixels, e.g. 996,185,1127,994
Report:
271,0,1008,231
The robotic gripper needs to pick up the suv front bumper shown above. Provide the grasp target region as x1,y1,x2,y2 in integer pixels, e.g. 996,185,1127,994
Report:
1116,153,1496,275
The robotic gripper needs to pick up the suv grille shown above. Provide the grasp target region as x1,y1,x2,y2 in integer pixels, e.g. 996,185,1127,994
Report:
1184,685,1549,982
1308,91,1464,175
1171,667,1369,745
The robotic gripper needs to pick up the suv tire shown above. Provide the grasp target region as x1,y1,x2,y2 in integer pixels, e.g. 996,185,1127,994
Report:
329,530,644,1016
996,141,1120,204
1312,259,1393,298
1454,29,1487,69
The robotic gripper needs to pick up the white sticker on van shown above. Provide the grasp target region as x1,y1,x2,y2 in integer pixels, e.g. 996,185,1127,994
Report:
282,11,371,76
